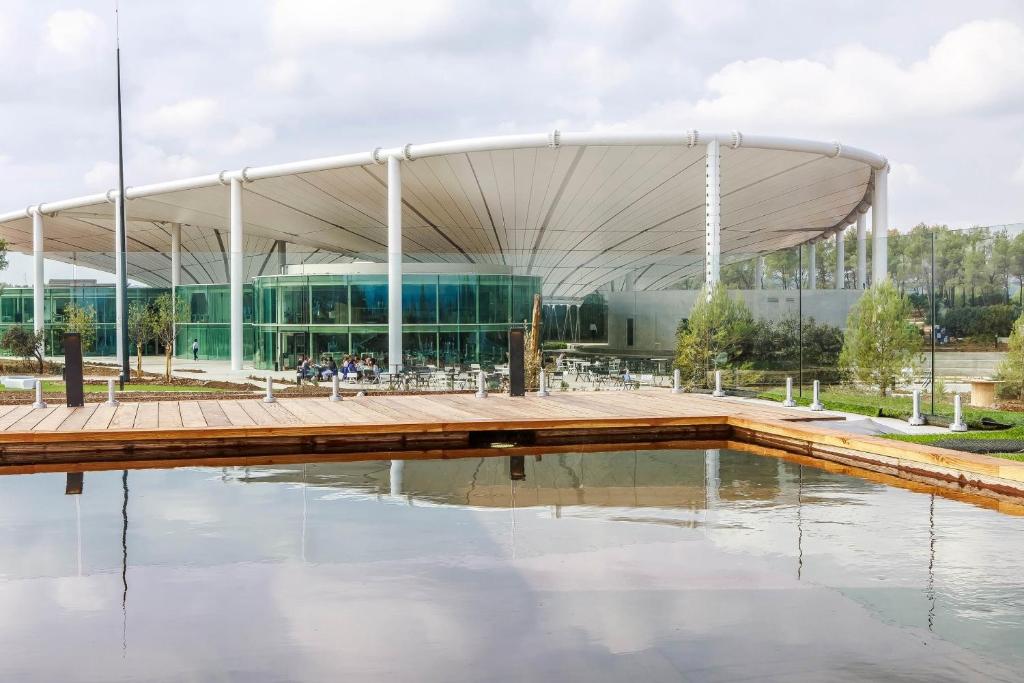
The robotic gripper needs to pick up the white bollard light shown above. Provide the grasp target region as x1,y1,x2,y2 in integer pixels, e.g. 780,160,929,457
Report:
105,378,119,407
712,369,725,397
908,389,925,426
782,377,797,407
809,380,824,411
950,393,968,432
263,375,276,403
672,368,683,395
32,379,47,410
475,370,488,399
330,373,342,402
537,368,550,397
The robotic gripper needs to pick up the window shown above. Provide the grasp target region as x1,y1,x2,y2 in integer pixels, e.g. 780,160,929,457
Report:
626,318,634,347
311,284,348,324
350,278,388,324
478,276,510,324
402,276,437,324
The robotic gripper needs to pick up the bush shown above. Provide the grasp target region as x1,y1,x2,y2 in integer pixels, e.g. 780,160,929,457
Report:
941,304,1018,339
840,281,920,396
675,284,753,388
998,312,1024,399
0,326,45,373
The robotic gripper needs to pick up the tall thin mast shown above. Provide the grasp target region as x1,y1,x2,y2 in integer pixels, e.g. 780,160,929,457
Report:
115,3,129,385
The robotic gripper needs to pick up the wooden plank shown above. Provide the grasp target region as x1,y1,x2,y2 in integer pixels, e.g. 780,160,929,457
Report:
83,403,118,431
198,401,231,427
158,402,183,429
178,401,208,428
108,403,139,429
57,405,99,432
218,400,256,427
16,406,65,432
0,405,36,431
132,403,160,430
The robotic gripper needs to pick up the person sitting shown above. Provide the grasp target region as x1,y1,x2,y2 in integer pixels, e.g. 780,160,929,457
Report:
295,355,311,385
321,356,337,380
344,357,358,380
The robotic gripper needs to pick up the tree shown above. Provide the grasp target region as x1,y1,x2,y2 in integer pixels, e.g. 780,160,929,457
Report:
839,281,920,396
1,326,45,374
674,284,753,388
998,311,1024,399
62,303,97,352
127,301,157,379
524,294,541,388
152,293,189,380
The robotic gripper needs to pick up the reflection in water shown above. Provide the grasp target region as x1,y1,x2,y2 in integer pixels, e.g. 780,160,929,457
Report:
0,448,1022,682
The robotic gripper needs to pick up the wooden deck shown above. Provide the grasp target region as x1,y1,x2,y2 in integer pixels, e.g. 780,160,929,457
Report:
1,390,1023,503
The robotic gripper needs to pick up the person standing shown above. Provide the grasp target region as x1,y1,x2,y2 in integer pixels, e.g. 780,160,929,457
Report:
192,338,199,361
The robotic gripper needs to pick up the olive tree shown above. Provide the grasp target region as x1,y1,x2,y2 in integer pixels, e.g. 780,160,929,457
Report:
1,326,45,373
152,293,189,380
127,301,157,379
62,303,97,352
997,311,1024,399
675,284,754,388
839,280,920,396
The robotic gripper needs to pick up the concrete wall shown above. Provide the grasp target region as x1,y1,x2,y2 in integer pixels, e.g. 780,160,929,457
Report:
606,289,864,355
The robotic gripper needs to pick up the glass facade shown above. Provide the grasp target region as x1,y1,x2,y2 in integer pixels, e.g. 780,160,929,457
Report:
252,272,541,370
0,272,541,369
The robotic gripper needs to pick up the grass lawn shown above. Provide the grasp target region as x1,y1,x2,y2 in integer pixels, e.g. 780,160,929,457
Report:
758,387,1024,461
3,381,224,394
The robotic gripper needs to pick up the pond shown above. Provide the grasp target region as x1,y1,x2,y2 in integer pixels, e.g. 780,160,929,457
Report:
0,448,1022,682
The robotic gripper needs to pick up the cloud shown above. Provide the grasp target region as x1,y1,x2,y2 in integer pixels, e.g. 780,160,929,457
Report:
616,19,1024,129
45,9,102,58
257,59,305,91
139,97,221,139
1012,157,1024,185
218,124,276,155
83,145,203,190
270,0,458,50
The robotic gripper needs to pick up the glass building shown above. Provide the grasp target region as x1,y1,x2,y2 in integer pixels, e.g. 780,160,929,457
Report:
0,265,541,369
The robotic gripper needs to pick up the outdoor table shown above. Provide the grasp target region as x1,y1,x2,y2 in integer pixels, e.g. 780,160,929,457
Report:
968,379,1002,408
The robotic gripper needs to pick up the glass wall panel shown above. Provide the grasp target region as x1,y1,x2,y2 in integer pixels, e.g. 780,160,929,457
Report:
512,278,535,325
312,332,348,358
189,292,209,323
350,277,388,324
311,284,348,324
459,331,478,366
281,285,309,325
351,330,387,362
402,275,437,324
480,330,508,366
259,284,278,325
438,275,477,324
478,276,510,324
403,331,438,366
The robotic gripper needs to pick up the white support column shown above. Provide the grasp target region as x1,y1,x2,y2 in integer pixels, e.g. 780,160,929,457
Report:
387,155,403,374
856,213,867,289
872,165,889,285
229,177,244,371
31,209,44,336
835,227,845,290
807,241,816,290
170,222,181,358
755,257,764,290
704,139,721,294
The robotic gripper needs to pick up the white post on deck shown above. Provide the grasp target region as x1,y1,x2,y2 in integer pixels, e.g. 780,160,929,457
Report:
950,394,967,432
783,377,796,407
672,368,682,395
31,208,45,338
909,389,925,426
810,380,824,411
856,212,867,289
872,164,889,285
330,372,341,402
835,227,845,290
475,370,487,399
537,367,550,397
712,369,725,397
32,379,47,410
807,240,816,290
264,375,276,403
229,177,244,372
387,155,403,375
105,378,119,407
704,139,721,297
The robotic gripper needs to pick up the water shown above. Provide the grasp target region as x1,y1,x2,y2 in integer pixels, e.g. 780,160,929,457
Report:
1,448,1022,682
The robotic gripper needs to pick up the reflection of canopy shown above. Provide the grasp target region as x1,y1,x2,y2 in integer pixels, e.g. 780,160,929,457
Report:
0,131,884,297
236,450,795,508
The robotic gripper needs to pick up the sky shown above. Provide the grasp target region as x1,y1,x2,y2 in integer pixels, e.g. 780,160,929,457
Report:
1,0,1023,284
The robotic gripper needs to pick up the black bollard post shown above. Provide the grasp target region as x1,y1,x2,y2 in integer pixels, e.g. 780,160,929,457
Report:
63,333,85,408
509,328,525,397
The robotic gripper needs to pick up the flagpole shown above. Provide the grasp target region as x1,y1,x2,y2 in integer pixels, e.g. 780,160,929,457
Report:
115,2,130,387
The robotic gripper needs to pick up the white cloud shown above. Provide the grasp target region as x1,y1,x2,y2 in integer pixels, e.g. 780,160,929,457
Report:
218,124,276,155
83,145,203,190
890,162,927,188
139,97,221,139
617,19,1024,129
45,9,102,58
270,0,458,50
257,59,305,91
1012,157,1024,185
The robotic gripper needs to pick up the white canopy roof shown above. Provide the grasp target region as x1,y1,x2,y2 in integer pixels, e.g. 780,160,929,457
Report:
0,131,884,298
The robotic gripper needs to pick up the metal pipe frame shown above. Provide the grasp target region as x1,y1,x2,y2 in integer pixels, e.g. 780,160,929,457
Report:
229,177,243,371
387,155,403,374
